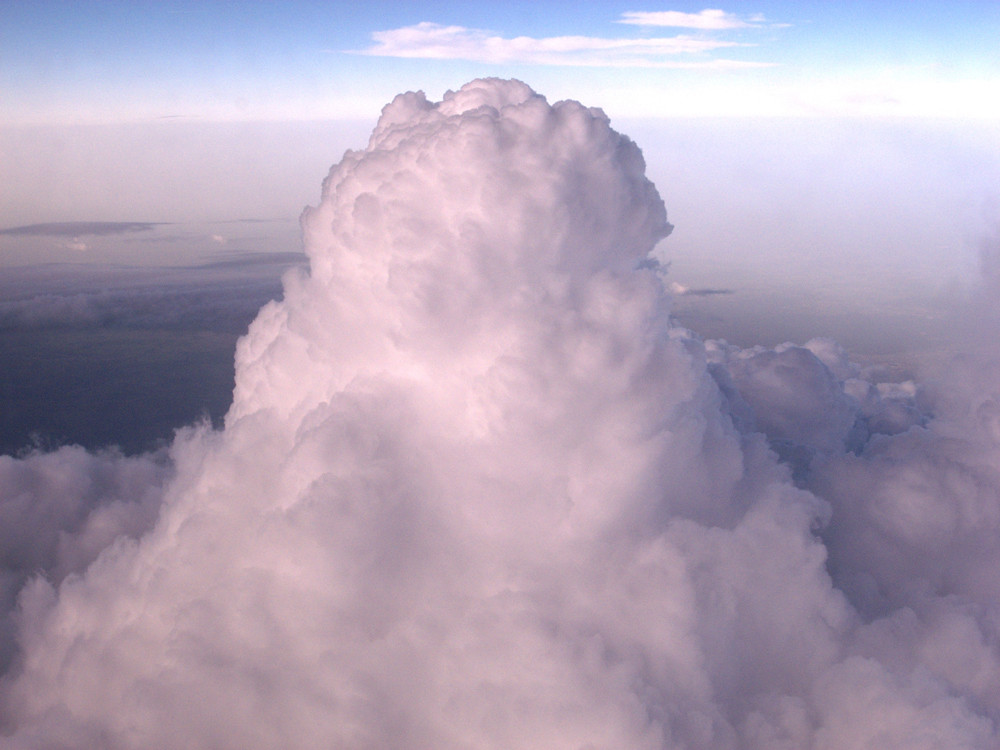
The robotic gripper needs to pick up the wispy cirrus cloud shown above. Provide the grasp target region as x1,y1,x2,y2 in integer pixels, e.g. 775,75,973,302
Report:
617,9,765,29
358,20,775,69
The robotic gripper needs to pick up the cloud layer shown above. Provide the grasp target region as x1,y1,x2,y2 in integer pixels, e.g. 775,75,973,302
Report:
0,257,298,334
0,79,998,748
0,222,161,238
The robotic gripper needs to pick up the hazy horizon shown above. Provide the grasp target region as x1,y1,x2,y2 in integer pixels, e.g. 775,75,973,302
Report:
4,113,997,400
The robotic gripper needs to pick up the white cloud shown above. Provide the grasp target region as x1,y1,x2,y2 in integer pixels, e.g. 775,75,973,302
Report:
0,446,168,672
360,22,773,68
618,9,764,30
1,79,999,748
62,237,88,252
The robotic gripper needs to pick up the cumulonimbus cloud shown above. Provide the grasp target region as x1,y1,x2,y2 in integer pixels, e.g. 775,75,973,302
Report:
358,21,774,68
0,79,998,749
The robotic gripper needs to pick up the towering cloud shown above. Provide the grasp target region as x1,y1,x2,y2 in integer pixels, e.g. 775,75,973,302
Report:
0,79,997,748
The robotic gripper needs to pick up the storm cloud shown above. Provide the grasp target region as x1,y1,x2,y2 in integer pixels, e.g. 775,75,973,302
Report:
0,79,998,748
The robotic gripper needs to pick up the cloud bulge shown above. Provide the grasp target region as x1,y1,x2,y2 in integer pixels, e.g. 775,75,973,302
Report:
0,79,998,748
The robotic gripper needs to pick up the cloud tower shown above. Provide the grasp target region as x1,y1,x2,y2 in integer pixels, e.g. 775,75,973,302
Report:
2,79,997,749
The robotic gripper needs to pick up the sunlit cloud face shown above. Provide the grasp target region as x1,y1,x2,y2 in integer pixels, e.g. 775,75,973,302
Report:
359,19,775,69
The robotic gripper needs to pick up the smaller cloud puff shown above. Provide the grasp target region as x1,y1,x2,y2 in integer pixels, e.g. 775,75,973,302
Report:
62,237,88,252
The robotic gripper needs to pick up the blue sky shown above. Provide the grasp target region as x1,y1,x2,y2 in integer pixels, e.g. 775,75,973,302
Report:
3,0,999,122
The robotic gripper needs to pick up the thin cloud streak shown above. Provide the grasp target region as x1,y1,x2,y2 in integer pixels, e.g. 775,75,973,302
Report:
617,9,765,30
0,222,163,237
358,22,775,68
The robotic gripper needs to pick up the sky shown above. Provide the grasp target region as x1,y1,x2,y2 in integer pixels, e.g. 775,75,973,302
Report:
2,1,999,321
3,7,1000,747
2,0,1000,123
